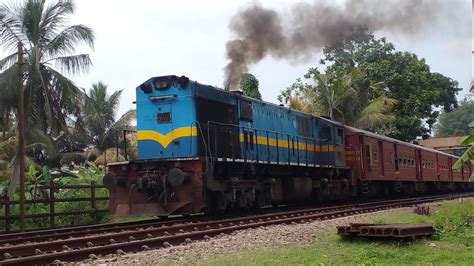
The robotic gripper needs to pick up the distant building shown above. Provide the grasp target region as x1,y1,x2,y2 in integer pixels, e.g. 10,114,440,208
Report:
418,135,471,156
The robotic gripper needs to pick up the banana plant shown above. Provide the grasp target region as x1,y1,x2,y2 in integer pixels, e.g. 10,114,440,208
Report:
452,122,474,180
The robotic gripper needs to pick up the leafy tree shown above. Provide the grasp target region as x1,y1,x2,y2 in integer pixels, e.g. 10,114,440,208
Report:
0,0,94,134
240,73,262,100
318,28,460,141
435,99,474,137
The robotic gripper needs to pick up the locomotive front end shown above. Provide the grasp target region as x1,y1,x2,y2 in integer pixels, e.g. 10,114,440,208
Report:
104,76,204,216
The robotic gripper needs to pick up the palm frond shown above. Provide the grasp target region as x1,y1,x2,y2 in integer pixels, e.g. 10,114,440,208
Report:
0,64,20,106
52,54,92,75
40,0,75,42
26,129,59,159
355,95,397,130
45,24,94,57
0,52,17,72
110,109,136,130
23,0,45,45
0,1,27,51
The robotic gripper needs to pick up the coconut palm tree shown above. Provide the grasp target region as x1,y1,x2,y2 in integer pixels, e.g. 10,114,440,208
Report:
310,71,357,121
82,82,135,150
70,82,136,164
0,0,94,134
281,70,396,133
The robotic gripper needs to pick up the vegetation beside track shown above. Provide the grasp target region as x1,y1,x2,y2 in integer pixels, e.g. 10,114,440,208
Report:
0,162,111,231
204,198,474,265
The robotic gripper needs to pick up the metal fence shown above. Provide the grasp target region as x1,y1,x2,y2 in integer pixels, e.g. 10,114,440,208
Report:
0,180,109,232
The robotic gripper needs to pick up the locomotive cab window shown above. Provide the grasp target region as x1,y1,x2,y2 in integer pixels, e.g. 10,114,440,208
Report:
239,100,253,121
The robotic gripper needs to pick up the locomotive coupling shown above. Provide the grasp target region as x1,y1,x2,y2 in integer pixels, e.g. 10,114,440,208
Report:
167,168,190,187
103,172,127,190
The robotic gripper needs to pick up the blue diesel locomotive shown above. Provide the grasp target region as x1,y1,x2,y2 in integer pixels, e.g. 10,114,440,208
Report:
103,75,472,216
104,75,352,216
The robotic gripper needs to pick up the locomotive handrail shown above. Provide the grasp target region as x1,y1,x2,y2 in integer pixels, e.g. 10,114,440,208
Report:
205,121,330,165
206,121,329,143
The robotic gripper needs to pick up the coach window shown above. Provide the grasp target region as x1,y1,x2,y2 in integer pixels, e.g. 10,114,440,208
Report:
336,127,344,145
372,145,379,163
366,145,373,167
240,100,253,121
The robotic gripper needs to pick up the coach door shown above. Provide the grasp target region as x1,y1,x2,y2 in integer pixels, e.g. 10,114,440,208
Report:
416,149,423,181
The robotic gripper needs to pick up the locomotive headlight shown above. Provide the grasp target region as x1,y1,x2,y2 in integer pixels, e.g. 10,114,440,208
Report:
154,80,169,90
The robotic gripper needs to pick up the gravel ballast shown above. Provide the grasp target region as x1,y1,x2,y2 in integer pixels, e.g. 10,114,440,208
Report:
89,208,410,265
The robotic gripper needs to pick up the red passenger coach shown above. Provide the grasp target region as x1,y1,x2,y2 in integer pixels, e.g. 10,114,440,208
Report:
344,126,472,195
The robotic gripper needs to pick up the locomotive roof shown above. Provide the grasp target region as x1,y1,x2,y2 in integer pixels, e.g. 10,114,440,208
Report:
345,125,460,159
187,76,345,126
145,75,342,126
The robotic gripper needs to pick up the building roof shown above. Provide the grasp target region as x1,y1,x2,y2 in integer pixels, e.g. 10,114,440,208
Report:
418,136,471,150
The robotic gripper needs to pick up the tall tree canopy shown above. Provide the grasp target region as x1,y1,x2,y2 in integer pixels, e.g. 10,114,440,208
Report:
435,98,474,137
240,73,262,100
321,28,460,141
0,0,94,134
281,28,460,141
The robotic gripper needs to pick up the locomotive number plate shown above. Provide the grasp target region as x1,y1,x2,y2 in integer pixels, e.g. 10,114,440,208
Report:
157,112,171,123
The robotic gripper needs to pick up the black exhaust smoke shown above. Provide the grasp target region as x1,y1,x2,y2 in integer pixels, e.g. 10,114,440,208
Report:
223,0,454,90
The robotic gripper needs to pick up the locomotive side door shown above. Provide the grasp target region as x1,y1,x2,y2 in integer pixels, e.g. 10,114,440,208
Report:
239,100,255,162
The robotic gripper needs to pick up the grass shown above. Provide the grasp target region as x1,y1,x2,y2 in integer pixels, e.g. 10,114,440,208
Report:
203,198,474,265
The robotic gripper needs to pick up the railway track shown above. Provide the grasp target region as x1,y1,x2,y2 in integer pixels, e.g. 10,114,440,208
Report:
1,192,472,265
0,204,312,246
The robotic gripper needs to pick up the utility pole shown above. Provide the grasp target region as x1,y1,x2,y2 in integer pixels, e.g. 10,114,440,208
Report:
17,41,26,231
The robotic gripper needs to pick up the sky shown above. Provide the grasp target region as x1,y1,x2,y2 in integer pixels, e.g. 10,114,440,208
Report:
1,0,472,116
